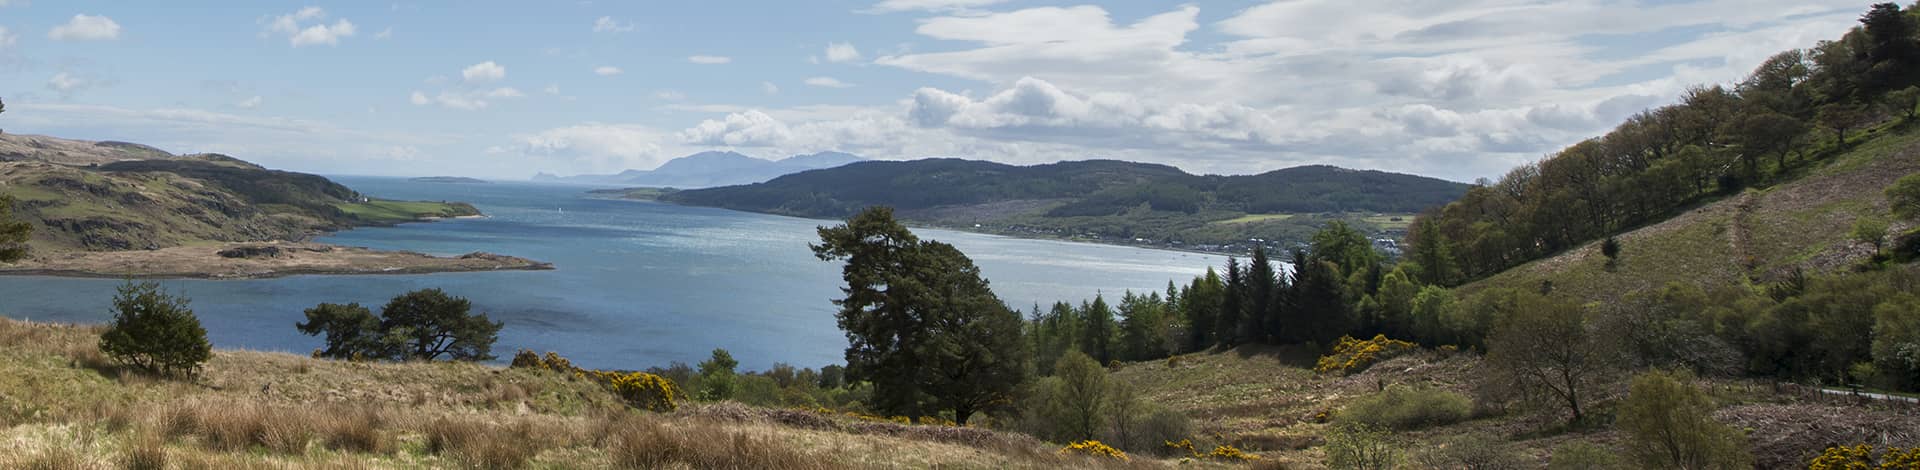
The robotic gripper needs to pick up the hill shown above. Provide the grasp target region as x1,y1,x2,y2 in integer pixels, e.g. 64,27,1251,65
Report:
0,317,1171,469
410,176,489,184
648,159,1467,250
1457,119,1920,305
0,133,543,277
533,150,864,188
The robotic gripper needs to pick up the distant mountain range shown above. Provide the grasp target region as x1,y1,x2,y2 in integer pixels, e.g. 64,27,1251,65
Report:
533,151,864,188
659,159,1468,218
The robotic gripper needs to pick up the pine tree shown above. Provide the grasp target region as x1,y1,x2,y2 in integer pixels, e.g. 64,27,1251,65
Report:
813,207,1028,424
1246,247,1277,344
1219,258,1245,348
1184,268,1224,351
99,281,212,377
1081,295,1116,364
0,195,30,263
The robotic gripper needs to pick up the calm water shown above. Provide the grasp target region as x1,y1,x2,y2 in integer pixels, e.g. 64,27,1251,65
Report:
0,177,1225,370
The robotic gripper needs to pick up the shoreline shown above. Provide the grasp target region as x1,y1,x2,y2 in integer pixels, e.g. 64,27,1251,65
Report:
0,241,552,280
588,194,1243,258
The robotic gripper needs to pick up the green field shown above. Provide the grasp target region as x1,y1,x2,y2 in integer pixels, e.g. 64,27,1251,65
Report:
334,199,481,224
1209,213,1295,225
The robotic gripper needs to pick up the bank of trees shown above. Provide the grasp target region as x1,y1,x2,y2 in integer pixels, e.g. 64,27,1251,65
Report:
0,193,29,263
297,288,503,362
1407,2,1920,285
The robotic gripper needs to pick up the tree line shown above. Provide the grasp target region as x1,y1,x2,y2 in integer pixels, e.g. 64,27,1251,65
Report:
1406,2,1920,285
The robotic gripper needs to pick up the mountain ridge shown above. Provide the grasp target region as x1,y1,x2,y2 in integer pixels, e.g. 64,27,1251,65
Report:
533,150,865,188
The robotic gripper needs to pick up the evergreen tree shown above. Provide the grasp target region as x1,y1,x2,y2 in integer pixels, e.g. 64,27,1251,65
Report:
1117,291,1168,361
813,207,1028,424
1287,250,1352,346
0,195,30,263
99,281,212,377
1246,247,1277,343
1081,295,1116,364
1184,268,1224,351
698,348,740,400
378,288,503,361
296,303,384,360
1219,258,1245,347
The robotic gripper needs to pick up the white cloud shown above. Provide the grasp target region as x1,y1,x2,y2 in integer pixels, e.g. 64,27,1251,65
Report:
804,77,854,88
688,55,732,65
374,27,393,40
264,8,355,47
655,90,686,101
408,87,520,110
594,66,623,76
865,0,1007,13
543,84,562,95
592,16,634,33
682,110,793,147
502,124,678,173
0,27,15,48
49,14,121,41
825,42,862,63
462,61,506,82
484,87,524,98
47,72,91,95
409,91,430,105
762,82,780,95
238,96,263,109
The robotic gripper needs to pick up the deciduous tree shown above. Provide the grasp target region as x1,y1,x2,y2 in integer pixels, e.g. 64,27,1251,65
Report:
99,281,212,377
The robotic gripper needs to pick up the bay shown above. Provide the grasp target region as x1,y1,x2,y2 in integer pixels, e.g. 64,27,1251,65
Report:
0,177,1226,371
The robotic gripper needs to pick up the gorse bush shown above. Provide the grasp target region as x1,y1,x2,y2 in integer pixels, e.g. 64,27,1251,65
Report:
1315,334,1417,374
1809,445,1920,470
516,350,688,412
99,281,212,377
1335,384,1471,430
1058,440,1129,461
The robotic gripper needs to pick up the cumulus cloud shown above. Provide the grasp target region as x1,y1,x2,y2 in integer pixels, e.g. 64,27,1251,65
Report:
594,66,623,76
688,55,732,65
864,0,1008,13
408,87,523,111
681,110,793,146
502,124,677,172
825,42,862,63
462,61,506,82
238,96,263,109
593,16,634,33
49,14,121,41
762,82,780,95
264,8,355,46
804,77,853,88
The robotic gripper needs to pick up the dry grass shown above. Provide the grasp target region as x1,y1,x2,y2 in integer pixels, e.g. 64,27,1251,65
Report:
0,316,1217,469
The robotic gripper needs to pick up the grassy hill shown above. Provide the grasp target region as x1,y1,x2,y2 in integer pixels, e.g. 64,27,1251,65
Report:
1457,121,1920,304
0,134,478,255
642,159,1465,250
0,317,1188,469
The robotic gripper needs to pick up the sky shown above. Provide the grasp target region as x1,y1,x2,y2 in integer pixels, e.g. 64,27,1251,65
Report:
0,0,1879,182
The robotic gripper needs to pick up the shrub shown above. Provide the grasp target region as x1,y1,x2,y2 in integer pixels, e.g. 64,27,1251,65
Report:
1136,407,1193,455
607,371,686,412
509,349,541,368
1207,444,1260,461
1315,334,1416,374
1618,370,1750,470
99,282,212,377
1548,441,1623,470
1414,434,1524,470
1809,445,1920,470
122,433,168,470
1059,440,1129,461
1335,385,1471,430
604,414,831,470
1325,424,1399,470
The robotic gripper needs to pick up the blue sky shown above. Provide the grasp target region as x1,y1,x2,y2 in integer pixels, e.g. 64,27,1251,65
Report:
0,0,1876,181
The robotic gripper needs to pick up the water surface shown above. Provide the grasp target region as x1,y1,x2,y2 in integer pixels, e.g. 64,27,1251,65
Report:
0,177,1225,370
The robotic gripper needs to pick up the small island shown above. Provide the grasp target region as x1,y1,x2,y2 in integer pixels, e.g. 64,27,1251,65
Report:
409,176,490,184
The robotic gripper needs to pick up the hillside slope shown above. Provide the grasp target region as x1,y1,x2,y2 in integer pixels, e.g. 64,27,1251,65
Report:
645,159,1465,250
535,150,864,188
1459,126,1920,303
0,317,1173,469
